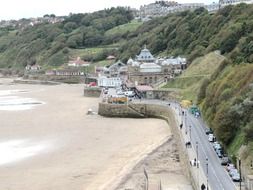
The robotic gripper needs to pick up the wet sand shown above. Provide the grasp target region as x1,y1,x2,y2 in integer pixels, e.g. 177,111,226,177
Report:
0,79,175,190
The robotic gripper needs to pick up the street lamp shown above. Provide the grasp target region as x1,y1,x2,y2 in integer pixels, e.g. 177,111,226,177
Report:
239,157,241,190
196,141,199,168
206,157,209,190
189,125,192,142
185,112,188,135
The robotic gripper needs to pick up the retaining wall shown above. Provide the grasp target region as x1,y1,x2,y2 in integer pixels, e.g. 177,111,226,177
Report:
98,102,196,189
84,87,101,97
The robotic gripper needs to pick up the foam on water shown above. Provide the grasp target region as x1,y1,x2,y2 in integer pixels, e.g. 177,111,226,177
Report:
0,90,44,111
0,139,49,166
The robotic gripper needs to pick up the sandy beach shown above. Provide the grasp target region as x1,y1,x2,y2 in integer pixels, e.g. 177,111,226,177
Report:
0,78,191,190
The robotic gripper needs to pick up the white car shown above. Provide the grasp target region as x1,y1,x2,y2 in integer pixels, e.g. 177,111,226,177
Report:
231,173,241,182
116,90,124,95
226,163,235,172
229,168,238,177
123,91,135,97
208,134,215,142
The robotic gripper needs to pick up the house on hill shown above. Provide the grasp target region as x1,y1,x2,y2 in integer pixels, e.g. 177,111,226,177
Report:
25,64,41,72
106,55,116,60
68,57,90,67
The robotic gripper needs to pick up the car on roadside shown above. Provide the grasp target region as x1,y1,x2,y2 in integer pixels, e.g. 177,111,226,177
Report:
213,142,221,150
221,156,230,165
229,168,238,177
216,149,223,158
208,134,215,142
226,163,235,172
123,91,135,97
231,173,241,182
205,128,213,135
116,90,124,95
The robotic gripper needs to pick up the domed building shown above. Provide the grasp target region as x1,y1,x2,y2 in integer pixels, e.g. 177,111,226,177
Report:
136,47,155,62
127,47,173,86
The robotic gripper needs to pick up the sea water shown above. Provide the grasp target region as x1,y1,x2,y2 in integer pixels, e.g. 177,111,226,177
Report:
0,89,44,111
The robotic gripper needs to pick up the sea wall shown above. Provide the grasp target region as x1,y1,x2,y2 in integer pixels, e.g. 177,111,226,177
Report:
84,87,101,97
98,102,196,189
13,79,60,85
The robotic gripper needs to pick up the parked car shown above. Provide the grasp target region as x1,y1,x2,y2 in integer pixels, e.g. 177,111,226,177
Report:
231,173,241,182
226,163,235,172
213,142,221,150
205,128,213,135
208,134,215,142
216,149,223,158
229,168,238,177
221,156,230,165
116,90,124,95
123,91,135,97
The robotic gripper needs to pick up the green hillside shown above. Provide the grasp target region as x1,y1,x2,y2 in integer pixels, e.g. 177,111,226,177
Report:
0,7,133,70
162,52,225,102
200,62,253,167
0,3,252,170
118,4,253,64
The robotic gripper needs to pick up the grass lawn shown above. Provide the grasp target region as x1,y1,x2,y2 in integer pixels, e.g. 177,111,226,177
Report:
105,20,143,36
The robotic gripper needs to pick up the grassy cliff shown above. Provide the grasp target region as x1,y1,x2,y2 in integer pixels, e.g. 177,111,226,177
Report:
162,52,225,102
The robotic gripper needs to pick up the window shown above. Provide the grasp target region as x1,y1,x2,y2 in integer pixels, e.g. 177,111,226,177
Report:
149,77,152,83
144,77,148,84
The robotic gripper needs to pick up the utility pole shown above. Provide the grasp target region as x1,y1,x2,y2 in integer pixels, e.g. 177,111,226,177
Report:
185,111,187,135
189,125,192,142
239,158,241,190
206,157,209,190
196,140,199,189
196,141,199,168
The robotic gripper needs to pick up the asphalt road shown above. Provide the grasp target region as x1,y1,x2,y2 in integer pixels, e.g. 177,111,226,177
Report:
185,110,236,190
138,99,236,190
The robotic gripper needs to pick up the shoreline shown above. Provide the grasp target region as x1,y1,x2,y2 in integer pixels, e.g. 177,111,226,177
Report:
98,102,194,190
0,80,177,190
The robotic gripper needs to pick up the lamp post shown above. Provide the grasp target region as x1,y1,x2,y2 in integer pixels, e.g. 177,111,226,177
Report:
206,157,209,190
196,141,199,189
189,125,192,142
239,158,241,190
196,141,199,168
185,112,188,135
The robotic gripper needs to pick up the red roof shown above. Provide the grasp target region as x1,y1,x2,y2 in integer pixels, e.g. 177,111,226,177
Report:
136,85,153,92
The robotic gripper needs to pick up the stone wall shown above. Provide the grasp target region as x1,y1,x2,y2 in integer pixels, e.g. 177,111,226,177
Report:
84,87,101,97
98,103,145,118
98,102,195,188
14,79,60,85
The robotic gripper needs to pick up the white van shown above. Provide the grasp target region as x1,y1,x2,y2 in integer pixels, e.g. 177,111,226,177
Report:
208,134,215,142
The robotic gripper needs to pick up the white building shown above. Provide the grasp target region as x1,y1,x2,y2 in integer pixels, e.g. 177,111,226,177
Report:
97,76,122,88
